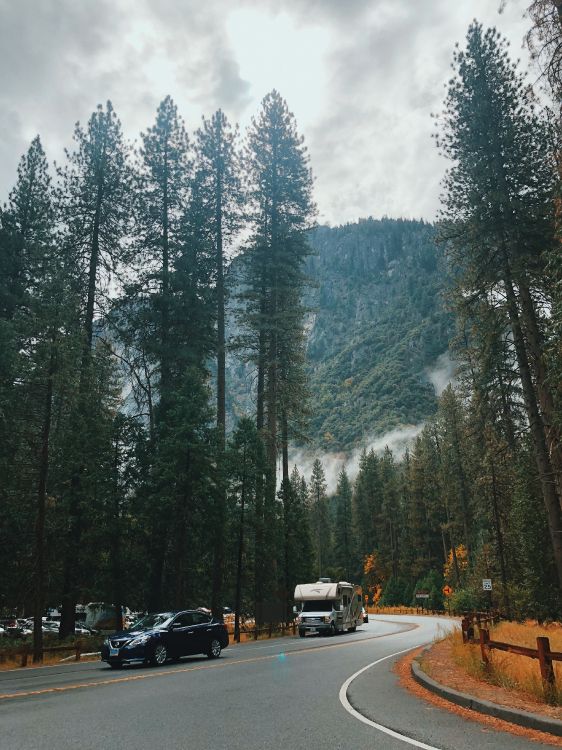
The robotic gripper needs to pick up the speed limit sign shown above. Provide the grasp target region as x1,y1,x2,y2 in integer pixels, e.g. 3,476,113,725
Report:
482,579,492,591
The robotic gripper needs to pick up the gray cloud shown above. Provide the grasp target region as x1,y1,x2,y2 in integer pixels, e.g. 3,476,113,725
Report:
0,0,532,223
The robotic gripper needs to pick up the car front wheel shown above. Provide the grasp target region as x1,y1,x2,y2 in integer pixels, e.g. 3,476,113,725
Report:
150,642,168,666
207,639,222,658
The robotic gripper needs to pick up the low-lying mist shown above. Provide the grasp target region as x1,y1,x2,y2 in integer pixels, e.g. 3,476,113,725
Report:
286,352,456,493
289,423,425,494
425,351,456,396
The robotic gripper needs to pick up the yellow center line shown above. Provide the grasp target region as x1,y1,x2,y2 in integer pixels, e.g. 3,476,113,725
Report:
0,623,418,702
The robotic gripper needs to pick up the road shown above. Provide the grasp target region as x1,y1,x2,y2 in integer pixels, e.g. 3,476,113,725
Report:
0,615,552,749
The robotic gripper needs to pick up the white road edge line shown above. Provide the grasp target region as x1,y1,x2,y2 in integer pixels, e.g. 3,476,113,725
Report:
339,644,443,750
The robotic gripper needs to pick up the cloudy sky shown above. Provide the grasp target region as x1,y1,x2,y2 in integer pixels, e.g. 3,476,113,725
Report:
1,0,532,225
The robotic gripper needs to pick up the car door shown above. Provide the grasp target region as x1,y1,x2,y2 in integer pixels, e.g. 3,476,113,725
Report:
191,611,213,653
168,612,195,657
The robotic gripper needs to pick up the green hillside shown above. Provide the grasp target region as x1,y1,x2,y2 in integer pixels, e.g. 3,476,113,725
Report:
227,217,452,449
305,218,451,449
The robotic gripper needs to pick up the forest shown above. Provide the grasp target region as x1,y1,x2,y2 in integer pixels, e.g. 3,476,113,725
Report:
1,4,562,663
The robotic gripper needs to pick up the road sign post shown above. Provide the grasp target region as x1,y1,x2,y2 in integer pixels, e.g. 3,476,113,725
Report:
415,591,430,613
482,579,492,612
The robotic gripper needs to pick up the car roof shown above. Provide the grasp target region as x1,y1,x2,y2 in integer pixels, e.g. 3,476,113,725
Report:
150,610,209,616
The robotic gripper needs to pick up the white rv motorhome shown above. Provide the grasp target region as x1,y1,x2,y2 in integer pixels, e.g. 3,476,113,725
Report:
294,579,363,637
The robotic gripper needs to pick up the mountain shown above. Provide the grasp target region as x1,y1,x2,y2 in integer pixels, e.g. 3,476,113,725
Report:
226,217,452,450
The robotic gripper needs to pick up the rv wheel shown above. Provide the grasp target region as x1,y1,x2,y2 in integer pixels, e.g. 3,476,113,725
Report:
299,629,305,638
329,623,335,636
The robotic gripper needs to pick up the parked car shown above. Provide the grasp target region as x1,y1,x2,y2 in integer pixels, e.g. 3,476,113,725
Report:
101,610,229,668
6,625,32,639
0,625,5,637
362,607,369,624
75,624,97,636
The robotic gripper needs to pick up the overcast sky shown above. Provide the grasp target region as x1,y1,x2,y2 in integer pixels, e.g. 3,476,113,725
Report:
0,0,532,225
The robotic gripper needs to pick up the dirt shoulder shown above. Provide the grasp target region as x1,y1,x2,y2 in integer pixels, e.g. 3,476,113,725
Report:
395,646,562,746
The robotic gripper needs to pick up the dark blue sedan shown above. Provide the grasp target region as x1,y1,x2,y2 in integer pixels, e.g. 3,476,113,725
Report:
101,610,229,668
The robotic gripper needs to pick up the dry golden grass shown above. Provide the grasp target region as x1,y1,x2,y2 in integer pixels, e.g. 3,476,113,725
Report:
449,620,562,706
0,651,99,671
368,605,453,617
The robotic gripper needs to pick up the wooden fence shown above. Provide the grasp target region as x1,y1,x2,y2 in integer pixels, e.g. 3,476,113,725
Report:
369,606,456,617
228,622,297,643
3,641,96,668
479,628,561,701
461,611,500,642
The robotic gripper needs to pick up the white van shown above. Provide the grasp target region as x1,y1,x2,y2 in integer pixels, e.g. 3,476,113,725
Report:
294,579,363,637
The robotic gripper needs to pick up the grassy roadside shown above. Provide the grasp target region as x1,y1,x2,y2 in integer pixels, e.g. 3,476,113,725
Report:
421,621,562,711
0,626,292,671
0,637,104,671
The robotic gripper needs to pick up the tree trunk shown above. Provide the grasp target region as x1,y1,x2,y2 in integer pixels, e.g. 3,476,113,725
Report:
254,282,266,626
211,155,226,619
60,172,105,640
489,453,512,619
503,268,562,590
281,411,291,619
111,429,123,632
234,444,247,643
33,341,55,662
518,280,562,507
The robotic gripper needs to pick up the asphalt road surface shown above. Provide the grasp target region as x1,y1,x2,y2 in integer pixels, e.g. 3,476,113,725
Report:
0,615,552,749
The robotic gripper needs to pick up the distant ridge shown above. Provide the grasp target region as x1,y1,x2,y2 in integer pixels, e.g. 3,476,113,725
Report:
226,217,452,450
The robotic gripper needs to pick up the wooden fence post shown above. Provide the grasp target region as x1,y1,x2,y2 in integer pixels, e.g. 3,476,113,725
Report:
537,637,556,701
20,646,29,668
254,628,258,640
75,643,81,661
479,628,490,667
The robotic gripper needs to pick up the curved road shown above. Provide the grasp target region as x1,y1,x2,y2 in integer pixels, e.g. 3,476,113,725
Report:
0,615,551,749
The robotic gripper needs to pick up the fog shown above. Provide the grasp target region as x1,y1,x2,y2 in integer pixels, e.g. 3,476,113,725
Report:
289,423,425,494
425,351,457,396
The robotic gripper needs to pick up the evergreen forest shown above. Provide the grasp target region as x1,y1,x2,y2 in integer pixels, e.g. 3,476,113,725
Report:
1,10,562,662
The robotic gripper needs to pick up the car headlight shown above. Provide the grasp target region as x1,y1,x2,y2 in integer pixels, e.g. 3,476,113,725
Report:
127,634,151,647
323,616,331,623
103,638,110,646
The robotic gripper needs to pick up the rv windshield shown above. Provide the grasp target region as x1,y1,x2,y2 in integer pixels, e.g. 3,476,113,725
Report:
301,600,335,612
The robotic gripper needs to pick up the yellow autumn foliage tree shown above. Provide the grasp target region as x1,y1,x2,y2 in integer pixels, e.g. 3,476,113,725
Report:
443,544,469,583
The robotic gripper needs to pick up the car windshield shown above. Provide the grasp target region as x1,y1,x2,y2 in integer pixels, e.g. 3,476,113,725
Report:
301,600,335,612
129,613,174,631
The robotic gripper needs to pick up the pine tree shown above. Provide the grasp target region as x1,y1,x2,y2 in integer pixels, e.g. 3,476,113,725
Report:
239,90,315,616
527,0,562,100
309,458,331,578
334,468,353,580
227,418,264,639
1,137,64,658
352,449,384,576
58,101,132,636
130,96,193,609
438,23,562,590
192,109,242,616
